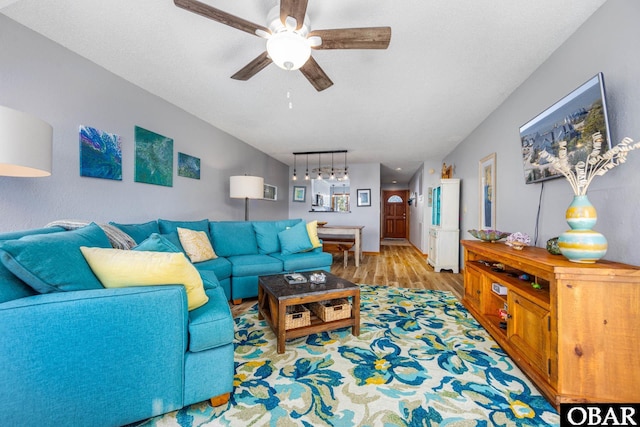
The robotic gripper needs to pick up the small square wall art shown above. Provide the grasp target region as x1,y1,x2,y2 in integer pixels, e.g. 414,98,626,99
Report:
134,126,173,187
178,152,200,179
79,125,122,180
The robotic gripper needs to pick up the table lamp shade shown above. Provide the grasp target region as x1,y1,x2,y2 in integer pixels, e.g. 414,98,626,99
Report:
230,175,264,199
0,105,53,177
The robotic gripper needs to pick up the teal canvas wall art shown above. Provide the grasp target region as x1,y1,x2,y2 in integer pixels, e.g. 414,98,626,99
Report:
134,126,173,187
178,152,200,179
79,125,122,180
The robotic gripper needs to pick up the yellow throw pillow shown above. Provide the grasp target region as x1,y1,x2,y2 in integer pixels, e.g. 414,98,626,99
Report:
80,246,208,310
177,227,217,263
306,220,322,249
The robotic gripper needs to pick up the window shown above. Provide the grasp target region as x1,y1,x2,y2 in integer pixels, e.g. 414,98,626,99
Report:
387,195,403,203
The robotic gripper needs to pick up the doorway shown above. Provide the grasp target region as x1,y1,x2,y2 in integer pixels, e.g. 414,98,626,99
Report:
382,190,409,239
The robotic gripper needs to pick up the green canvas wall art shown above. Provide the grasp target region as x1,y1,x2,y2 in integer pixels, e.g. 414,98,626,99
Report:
134,126,173,187
178,152,200,179
79,125,122,180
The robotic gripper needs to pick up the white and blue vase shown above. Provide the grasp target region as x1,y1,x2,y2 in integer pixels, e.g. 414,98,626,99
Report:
558,195,607,263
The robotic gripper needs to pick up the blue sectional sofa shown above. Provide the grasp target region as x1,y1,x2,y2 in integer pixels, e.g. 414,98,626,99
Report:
111,218,333,301
0,218,331,427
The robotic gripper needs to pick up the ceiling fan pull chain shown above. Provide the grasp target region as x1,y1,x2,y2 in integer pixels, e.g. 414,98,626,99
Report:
287,89,293,109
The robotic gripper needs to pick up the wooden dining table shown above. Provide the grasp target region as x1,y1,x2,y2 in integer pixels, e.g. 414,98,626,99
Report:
316,225,364,267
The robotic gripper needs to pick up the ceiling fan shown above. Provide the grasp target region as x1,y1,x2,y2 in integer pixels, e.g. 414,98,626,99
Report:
174,0,391,91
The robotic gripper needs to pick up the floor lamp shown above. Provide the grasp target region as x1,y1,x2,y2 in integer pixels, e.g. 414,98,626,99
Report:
230,175,264,221
0,105,53,177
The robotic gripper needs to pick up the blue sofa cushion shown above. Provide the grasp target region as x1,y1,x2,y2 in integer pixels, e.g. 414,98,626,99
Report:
158,219,210,240
0,228,65,303
252,221,281,254
270,250,334,272
194,257,232,281
278,221,313,255
209,222,258,257
253,219,302,254
109,220,160,244
227,254,282,277
0,223,111,294
0,226,65,241
0,265,37,304
187,286,234,352
134,233,182,253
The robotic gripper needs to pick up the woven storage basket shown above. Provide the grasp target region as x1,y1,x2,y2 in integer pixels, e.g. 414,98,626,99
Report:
285,305,310,329
309,299,351,322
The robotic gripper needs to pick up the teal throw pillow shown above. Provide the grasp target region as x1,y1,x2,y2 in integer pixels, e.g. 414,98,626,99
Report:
134,233,182,253
109,220,160,244
278,221,313,255
253,222,281,254
0,223,112,294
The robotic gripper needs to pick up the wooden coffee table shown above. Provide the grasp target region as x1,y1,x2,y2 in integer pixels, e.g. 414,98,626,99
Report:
257,271,360,354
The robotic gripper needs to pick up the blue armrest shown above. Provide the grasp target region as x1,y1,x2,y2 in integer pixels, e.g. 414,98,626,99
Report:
0,286,188,426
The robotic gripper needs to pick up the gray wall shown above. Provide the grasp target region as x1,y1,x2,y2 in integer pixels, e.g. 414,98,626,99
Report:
444,0,640,266
0,16,289,232
288,162,381,253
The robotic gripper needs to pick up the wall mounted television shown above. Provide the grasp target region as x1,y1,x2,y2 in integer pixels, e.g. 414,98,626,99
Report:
520,72,612,184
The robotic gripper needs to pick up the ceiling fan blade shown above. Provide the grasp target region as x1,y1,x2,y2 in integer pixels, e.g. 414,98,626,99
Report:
174,0,269,37
231,52,273,81
280,0,308,30
309,27,391,49
299,56,333,92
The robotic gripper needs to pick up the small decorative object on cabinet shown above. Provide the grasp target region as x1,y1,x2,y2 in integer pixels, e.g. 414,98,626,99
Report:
558,194,607,263
546,237,560,255
467,229,510,242
505,232,530,250
428,178,460,273
461,239,640,408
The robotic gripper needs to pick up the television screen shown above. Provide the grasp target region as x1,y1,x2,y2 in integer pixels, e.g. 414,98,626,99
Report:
520,73,611,184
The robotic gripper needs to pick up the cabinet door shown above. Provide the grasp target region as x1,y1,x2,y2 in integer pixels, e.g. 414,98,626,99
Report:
464,264,483,311
507,290,551,378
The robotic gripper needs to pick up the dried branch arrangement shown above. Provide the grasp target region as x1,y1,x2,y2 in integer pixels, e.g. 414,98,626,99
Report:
540,132,640,195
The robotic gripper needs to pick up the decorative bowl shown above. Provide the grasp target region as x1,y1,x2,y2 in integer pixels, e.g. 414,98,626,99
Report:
467,229,510,242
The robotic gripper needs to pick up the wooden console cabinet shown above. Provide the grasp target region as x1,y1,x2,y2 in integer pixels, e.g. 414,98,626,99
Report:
461,240,640,407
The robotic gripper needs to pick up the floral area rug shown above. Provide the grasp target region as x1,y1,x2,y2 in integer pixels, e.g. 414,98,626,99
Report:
139,285,559,426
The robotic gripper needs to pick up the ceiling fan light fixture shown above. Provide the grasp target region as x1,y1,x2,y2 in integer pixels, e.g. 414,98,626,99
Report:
267,30,311,70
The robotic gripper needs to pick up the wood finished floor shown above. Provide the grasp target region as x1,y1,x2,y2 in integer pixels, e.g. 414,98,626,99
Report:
230,242,463,317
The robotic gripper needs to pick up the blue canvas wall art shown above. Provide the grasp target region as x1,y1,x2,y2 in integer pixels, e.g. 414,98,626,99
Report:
134,126,173,187
178,152,200,179
79,125,122,180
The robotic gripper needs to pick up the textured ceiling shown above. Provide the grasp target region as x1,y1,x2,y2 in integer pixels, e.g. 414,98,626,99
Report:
2,0,607,184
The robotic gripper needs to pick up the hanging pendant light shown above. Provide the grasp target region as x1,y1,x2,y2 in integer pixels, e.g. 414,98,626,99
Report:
305,154,309,180
292,154,297,180
330,152,335,180
343,151,349,179
317,153,322,180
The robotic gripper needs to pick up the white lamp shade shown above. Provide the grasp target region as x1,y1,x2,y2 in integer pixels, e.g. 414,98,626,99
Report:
230,175,264,199
0,105,53,177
